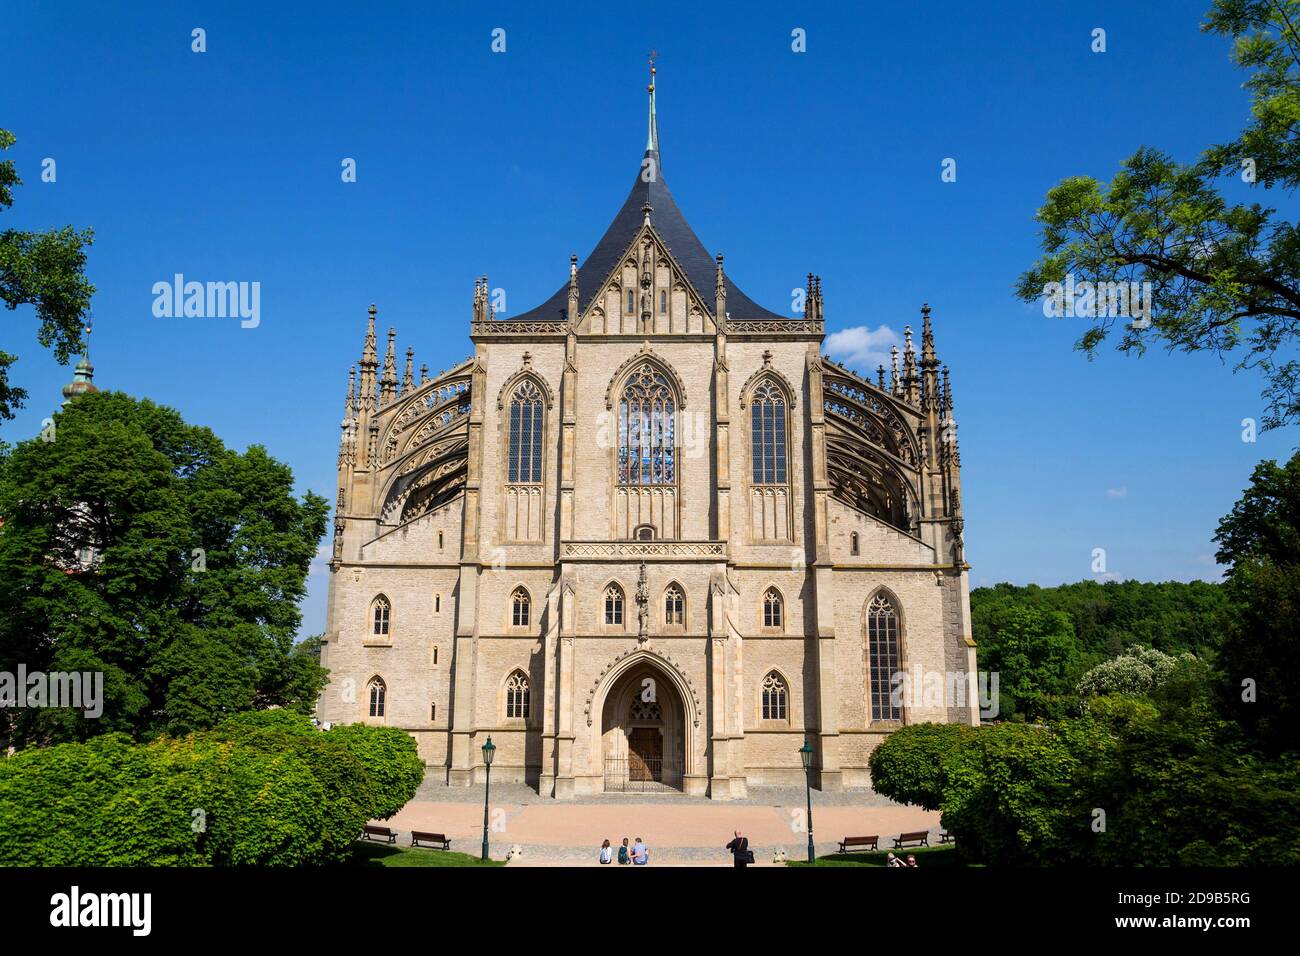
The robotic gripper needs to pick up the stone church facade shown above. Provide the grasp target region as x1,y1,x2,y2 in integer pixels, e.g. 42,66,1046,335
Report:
317,72,978,799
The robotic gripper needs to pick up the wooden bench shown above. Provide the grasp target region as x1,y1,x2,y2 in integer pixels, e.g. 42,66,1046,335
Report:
939,830,955,844
893,830,930,849
837,835,879,853
360,825,397,844
410,830,451,850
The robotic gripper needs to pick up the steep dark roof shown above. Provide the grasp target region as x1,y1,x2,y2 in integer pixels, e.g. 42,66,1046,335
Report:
511,145,785,323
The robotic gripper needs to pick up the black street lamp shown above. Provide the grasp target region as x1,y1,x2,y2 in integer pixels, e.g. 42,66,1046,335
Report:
799,738,815,863
480,736,496,861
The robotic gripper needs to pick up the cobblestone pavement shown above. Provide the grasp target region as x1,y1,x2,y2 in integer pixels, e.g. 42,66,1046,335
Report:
380,777,939,864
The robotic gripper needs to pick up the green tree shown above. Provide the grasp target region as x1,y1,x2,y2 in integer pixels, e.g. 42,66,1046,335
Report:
0,391,329,747
974,605,1084,721
1213,452,1300,754
0,129,95,421
1015,1,1300,428
868,722,971,810
1076,645,1193,699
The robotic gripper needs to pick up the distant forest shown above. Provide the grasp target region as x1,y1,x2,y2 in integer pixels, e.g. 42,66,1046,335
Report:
969,580,1231,722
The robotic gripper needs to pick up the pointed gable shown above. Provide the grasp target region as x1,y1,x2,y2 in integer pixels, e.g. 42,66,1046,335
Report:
511,85,783,325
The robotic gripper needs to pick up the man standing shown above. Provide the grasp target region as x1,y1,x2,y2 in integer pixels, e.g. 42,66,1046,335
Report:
725,830,751,868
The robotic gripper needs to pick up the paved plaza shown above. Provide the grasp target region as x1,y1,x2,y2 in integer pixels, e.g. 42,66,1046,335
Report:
378,781,940,864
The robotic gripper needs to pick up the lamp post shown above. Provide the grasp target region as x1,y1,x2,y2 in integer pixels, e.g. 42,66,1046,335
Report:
480,736,496,861
799,738,815,863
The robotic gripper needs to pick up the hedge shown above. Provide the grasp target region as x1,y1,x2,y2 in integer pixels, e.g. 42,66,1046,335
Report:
0,716,425,866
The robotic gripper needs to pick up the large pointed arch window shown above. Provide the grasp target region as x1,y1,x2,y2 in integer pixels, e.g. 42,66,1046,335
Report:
617,364,676,486
508,380,544,484
867,594,902,723
751,381,788,485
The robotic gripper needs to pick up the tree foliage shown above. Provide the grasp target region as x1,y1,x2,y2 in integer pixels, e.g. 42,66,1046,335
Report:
1076,645,1193,699
1213,452,1300,754
1015,1,1300,428
0,719,421,866
323,722,426,819
0,391,329,747
867,723,971,811
972,579,1230,662
0,129,95,421
966,604,1086,721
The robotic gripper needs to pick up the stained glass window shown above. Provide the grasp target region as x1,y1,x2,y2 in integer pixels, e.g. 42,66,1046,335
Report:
868,594,902,722
508,381,544,484
751,382,787,485
617,364,676,485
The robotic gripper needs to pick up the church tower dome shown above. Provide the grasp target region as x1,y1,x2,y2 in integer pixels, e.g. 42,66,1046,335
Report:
61,323,98,407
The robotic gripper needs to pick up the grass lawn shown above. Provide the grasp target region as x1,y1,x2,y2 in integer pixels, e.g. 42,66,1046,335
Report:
348,842,506,867
786,845,966,867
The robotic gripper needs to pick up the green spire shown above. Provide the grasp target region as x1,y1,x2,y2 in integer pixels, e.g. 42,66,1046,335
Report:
646,53,659,155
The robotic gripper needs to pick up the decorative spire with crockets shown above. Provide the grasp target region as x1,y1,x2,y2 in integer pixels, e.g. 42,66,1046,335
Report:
380,327,398,405
403,346,414,393
358,304,379,412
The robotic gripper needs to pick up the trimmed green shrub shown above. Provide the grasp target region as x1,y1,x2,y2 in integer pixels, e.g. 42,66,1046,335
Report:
868,722,970,811
938,719,1115,866
0,716,424,865
211,717,374,862
324,723,425,819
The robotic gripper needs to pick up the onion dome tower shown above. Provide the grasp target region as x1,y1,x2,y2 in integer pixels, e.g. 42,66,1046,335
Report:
60,321,98,407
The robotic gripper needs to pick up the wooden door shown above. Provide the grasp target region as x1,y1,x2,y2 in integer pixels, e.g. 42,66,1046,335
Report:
628,728,662,781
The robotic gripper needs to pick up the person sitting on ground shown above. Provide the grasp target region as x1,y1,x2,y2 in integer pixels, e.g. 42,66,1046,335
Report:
886,852,905,867
906,854,918,867
631,837,649,865
617,837,631,865
599,839,613,864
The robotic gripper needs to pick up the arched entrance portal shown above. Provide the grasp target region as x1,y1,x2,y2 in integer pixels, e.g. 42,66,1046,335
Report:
600,662,686,792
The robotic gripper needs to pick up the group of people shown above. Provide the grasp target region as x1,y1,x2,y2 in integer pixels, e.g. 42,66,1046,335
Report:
598,831,755,867
599,837,649,865
597,834,921,867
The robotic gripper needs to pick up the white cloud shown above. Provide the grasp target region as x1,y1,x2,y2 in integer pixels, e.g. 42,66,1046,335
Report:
1106,487,1128,498
823,324,901,373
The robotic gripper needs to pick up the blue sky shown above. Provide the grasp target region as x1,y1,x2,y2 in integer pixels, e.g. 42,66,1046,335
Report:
3,0,1294,636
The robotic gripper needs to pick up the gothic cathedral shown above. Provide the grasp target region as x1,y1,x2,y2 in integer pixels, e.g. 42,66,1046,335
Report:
317,69,978,799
